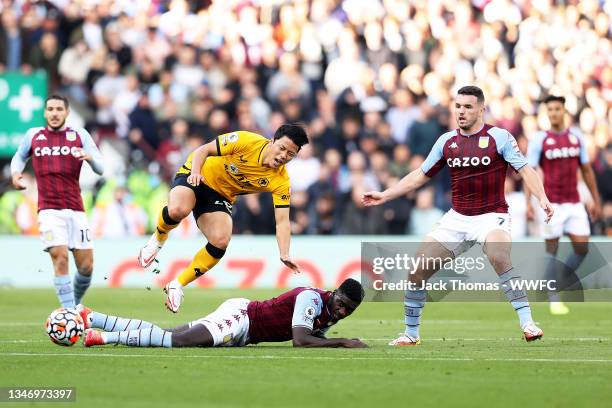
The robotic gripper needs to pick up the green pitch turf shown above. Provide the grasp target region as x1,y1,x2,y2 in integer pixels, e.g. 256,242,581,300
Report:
1,288,611,408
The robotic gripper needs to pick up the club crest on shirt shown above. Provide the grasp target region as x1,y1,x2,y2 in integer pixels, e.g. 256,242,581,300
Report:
478,136,489,148
228,163,239,175
66,131,77,142
257,178,269,187
569,134,578,145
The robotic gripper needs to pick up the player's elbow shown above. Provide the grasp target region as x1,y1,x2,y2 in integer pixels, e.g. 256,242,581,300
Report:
292,336,309,347
292,334,312,347
93,163,105,175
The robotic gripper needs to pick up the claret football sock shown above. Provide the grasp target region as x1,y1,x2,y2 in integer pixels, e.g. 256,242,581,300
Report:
103,326,172,348
91,311,155,332
499,268,533,327
404,289,426,338
54,275,75,308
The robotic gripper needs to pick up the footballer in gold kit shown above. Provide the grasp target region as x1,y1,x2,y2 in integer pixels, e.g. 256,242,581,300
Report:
138,124,309,312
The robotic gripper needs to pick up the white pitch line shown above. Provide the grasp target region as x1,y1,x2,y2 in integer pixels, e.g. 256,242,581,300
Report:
362,337,609,342
3,352,612,364
0,321,179,327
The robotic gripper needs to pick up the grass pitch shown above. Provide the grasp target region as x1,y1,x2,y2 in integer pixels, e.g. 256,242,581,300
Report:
1,288,611,408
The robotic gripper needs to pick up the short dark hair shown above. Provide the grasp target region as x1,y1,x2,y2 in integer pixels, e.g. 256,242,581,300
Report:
273,123,309,150
45,94,69,109
337,278,365,305
542,95,566,105
457,86,485,104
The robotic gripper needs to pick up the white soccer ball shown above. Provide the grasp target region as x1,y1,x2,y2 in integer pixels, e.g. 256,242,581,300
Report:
45,308,84,346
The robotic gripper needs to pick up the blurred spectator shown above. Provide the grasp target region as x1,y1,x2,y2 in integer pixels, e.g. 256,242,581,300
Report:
408,98,443,159
408,187,444,236
93,56,126,133
386,89,420,144
0,9,31,72
112,74,141,138
338,176,387,235
157,118,190,179
233,194,276,235
128,94,160,164
266,52,311,104
58,39,94,105
91,185,148,237
105,24,132,70
286,144,320,193
29,33,61,88
389,144,411,179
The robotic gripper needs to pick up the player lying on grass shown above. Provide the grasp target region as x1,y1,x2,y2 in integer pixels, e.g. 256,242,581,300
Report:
81,279,367,348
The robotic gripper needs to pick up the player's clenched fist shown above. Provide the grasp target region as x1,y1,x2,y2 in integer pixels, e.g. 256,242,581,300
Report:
72,147,91,162
11,173,26,190
362,191,386,207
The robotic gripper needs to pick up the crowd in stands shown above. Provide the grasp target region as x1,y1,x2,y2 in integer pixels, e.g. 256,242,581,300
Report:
0,0,610,237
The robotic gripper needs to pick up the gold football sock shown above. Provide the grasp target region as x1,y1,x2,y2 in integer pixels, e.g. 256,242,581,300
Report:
155,206,180,242
177,243,226,286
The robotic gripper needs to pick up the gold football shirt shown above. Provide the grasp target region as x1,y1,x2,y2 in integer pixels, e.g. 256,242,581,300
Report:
177,131,291,207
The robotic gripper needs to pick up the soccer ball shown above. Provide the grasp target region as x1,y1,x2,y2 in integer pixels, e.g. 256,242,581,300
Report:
45,308,84,346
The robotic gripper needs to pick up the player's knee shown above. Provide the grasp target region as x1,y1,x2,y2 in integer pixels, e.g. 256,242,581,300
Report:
207,234,231,250
77,261,93,276
170,335,193,348
171,325,213,347
574,245,589,257
410,269,427,286
167,204,190,221
51,252,69,269
487,252,511,269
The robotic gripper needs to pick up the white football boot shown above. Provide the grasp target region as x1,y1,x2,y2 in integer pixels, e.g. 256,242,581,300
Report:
138,233,164,268
522,321,544,342
164,280,184,313
389,333,421,346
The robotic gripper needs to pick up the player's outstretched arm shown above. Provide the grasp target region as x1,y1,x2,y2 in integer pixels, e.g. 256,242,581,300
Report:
274,207,300,272
187,140,219,186
292,327,367,348
519,166,553,223
580,163,602,220
362,168,430,207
